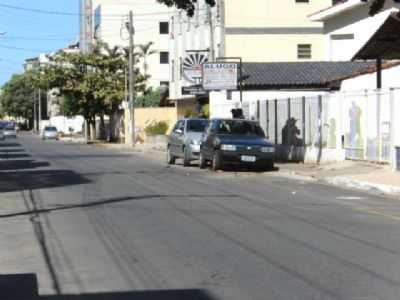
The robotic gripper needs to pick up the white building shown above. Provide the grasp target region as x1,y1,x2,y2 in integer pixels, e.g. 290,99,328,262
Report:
309,0,400,61
87,0,173,90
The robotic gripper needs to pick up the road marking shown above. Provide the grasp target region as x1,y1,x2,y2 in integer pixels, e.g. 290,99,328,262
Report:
336,196,366,200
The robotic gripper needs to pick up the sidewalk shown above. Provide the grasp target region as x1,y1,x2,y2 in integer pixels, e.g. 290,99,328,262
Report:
277,161,400,196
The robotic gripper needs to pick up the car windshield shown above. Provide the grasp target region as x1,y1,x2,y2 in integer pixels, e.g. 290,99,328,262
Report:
216,120,265,137
5,124,15,130
186,120,208,133
45,127,57,132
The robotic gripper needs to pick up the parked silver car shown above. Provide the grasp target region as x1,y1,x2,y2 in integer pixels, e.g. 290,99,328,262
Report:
3,124,17,138
0,128,4,141
167,118,209,166
42,126,59,140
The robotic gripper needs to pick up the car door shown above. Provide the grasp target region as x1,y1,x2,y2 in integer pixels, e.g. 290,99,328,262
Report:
175,120,186,157
202,120,218,159
169,120,184,156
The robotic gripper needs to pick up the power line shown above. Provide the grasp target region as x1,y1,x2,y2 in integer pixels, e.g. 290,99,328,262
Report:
0,44,51,53
0,3,175,17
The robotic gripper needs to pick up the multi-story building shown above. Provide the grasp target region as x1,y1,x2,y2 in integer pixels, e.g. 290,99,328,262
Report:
169,0,334,103
80,0,173,90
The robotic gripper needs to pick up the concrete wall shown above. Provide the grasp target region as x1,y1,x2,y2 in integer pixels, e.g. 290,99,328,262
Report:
124,107,178,144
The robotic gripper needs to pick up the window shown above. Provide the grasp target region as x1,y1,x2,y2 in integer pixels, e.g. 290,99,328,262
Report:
160,51,169,64
159,22,169,34
295,0,309,2
297,44,312,59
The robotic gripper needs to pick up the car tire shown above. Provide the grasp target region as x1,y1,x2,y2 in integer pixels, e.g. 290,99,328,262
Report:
183,147,191,167
199,152,207,169
167,146,175,165
264,160,274,171
212,150,223,171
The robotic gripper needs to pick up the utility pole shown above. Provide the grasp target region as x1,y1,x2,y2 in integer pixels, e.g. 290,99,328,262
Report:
38,88,42,132
207,5,215,61
33,90,37,132
128,11,136,146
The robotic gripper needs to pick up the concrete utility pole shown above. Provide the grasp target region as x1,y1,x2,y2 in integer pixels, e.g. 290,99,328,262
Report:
207,4,215,61
128,11,136,146
38,88,42,132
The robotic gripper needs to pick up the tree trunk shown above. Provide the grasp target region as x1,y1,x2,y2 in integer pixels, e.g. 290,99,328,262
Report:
90,118,96,141
84,119,90,144
99,114,106,140
109,112,115,142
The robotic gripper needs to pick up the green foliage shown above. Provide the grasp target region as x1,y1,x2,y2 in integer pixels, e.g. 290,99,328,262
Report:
157,0,215,16
136,88,161,107
201,104,210,119
39,40,149,122
0,71,36,120
184,109,199,118
144,120,169,135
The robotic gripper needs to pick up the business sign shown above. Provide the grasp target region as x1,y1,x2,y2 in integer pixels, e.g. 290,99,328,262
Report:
182,53,208,84
202,63,239,91
182,85,207,96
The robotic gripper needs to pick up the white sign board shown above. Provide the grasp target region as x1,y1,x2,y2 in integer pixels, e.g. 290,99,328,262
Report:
202,63,238,91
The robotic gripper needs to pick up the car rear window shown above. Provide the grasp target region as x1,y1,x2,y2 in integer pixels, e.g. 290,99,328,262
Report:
186,120,208,133
216,120,265,137
45,127,57,131
5,124,15,130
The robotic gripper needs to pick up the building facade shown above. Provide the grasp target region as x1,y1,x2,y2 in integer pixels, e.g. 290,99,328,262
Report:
80,0,172,90
169,0,333,102
309,0,400,61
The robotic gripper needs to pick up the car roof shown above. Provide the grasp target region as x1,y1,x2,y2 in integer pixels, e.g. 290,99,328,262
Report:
210,118,258,123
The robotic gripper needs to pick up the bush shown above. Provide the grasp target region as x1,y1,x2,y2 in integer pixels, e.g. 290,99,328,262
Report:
201,104,210,119
144,120,169,135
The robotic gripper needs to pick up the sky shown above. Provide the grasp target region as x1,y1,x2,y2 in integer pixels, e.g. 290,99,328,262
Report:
0,0,79,86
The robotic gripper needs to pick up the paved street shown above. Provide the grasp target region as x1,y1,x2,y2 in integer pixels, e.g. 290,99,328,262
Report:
2,134,400,300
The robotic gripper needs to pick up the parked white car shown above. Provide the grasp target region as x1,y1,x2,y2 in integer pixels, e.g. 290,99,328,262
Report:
42,126,59,140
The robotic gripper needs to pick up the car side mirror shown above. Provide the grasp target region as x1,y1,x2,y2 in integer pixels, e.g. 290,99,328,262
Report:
174,129,183,135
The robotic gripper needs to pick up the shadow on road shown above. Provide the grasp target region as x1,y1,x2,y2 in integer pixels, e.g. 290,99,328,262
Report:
0,142,21,147
0,159,50,171
0,153,31,159
0,148,25,153
0,273,217,300
0,170,90,193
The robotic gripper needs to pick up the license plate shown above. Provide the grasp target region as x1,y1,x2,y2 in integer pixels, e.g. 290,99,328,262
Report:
241,155,256,162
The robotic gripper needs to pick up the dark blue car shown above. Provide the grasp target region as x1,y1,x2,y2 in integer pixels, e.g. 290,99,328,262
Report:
199,119,275,171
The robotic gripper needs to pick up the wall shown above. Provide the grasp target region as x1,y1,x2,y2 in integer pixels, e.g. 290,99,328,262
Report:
124,107,178,144
224,0,330,62
225,34,325,62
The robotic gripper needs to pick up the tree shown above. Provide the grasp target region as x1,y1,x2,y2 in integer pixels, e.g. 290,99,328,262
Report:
39,41,148,141
157,0,215,16
0,71,36,126
137,42,157,79
361,0,400,16
136,88,161,107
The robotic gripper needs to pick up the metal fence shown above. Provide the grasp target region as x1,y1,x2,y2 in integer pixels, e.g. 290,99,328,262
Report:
241,89,398,164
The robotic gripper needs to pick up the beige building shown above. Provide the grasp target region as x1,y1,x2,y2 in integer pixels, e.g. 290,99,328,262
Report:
170,0,334,101
224,0,333,62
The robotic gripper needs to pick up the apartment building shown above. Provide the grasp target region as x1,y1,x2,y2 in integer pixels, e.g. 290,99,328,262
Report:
80,0,173,90
169,0,333,101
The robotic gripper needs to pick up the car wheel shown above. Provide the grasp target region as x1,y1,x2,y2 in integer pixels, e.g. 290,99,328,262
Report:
211,150,222,171
199,152,207,169
183,147,191,167
264,160,274,171
167,146,175,165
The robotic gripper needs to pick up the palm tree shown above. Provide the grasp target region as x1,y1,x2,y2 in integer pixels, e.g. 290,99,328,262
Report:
136,41,157,79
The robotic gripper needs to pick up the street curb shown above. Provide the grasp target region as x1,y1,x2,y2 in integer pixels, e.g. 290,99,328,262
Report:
323,176,400,196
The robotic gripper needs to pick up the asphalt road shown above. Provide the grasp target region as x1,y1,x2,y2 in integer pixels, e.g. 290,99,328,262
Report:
1,134,400,300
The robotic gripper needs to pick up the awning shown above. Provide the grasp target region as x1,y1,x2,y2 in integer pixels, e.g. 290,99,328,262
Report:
353,12,400,60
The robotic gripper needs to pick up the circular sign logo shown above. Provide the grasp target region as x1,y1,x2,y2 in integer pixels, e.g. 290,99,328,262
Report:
182,53,208,84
